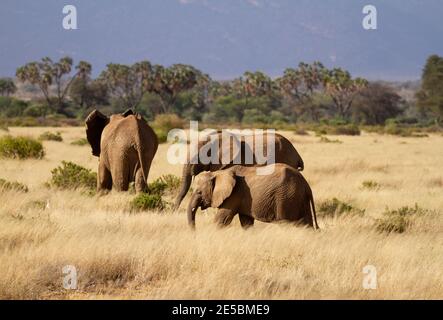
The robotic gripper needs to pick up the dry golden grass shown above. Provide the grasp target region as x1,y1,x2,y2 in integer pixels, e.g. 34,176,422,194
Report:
0,127,442,299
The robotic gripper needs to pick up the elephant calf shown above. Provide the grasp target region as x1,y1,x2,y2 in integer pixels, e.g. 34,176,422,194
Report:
187,164,319,230
86,109,158,193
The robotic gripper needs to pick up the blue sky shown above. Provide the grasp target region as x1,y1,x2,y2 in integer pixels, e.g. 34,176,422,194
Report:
1,0,442,80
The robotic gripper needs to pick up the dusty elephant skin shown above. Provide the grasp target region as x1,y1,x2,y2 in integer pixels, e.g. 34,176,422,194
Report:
174,132,304,209
85,109,158,193
187,164,319,230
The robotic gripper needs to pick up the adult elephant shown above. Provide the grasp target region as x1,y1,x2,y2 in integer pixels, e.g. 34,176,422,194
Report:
85,109,158,193
187,164,319,230
174,131,304,209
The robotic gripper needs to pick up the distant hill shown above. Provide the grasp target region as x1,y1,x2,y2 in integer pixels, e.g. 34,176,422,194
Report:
1,0,442,80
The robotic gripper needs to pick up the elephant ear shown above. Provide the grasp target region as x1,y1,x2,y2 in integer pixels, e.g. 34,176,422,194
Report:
211,171,236,208
85,109,109,157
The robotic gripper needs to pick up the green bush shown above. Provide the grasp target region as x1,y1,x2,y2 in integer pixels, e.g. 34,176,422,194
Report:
331,124,361,136
70,138,88,146
130,194,165,211
375,204,431,234
0,178,28,192
153,128,168,144
48,161,96,190
0,136,45,159
361,180,381,190
39,131,63,142
318,198,365,218
0,97,29,117
314,124,361,136
159,174,181,191
383,123,429,138
23,104,49,117
147,174,181,196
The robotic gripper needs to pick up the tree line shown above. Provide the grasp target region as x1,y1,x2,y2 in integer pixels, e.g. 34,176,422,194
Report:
0,55,442,126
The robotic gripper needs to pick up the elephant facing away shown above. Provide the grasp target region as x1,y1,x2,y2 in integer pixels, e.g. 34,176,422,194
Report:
174,131,304,209
187,164,319,230
86,109,158,193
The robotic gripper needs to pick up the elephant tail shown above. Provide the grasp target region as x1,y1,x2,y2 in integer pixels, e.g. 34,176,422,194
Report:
309,191,320,230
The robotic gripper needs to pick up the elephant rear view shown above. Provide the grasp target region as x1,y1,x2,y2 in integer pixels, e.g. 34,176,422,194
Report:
86,109,158,193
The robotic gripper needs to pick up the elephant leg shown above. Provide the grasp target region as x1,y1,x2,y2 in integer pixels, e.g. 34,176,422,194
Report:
239,215,254,229
135,167,147,193
111,162,130,191
214,208,236,228
98,161,112,192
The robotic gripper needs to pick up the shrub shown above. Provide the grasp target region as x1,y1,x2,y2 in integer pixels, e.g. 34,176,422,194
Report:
375,204,432,234
152,113,185,132
319,136,342,144
151,114,185,144
130,194,165,211
0,136,45,159
0,178,28,192
159,174,181,191
361,180,381,191
23,104,48,117
48,161,96,190
38,131,63,142
147,175,181,196
294,128,308,136
376,214,409,233
314,123,361,136
318,198,365,218
26,200,47,210
153,128,168,144
70,138,88,146
331,124,361,136
384,123,429,138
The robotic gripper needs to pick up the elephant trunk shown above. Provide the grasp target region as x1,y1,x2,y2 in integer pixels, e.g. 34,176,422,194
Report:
187,194,201,229
174,165,193,209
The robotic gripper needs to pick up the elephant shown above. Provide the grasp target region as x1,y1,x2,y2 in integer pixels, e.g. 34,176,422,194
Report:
174,131,304,209
85,109,158,193
187,164,319,230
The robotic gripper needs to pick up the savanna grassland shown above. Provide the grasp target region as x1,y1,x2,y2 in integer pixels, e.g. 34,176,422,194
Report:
0,127,442,299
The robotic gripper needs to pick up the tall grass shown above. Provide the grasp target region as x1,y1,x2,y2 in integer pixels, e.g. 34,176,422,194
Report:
0,127,441,299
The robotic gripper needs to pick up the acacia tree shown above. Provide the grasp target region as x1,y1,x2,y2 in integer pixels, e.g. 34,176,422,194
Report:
150,64,199,113
233,71,273,107
322,68,368,119
16,57,91,115
69,77,108,110
276,61,325,121
0,78,17,97
353,82,403,124
98,61,153,110
416,55,443,124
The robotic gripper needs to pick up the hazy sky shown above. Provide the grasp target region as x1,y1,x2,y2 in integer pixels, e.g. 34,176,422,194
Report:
1,0,442,80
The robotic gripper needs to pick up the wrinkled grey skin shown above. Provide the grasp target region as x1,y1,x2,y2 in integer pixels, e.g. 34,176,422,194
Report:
86,109,158,193
188,164,319,230
174,132,304,209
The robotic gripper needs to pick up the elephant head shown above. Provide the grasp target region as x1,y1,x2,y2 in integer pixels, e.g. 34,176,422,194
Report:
187,170,236,228
85,109,135,157
174,133,246,210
